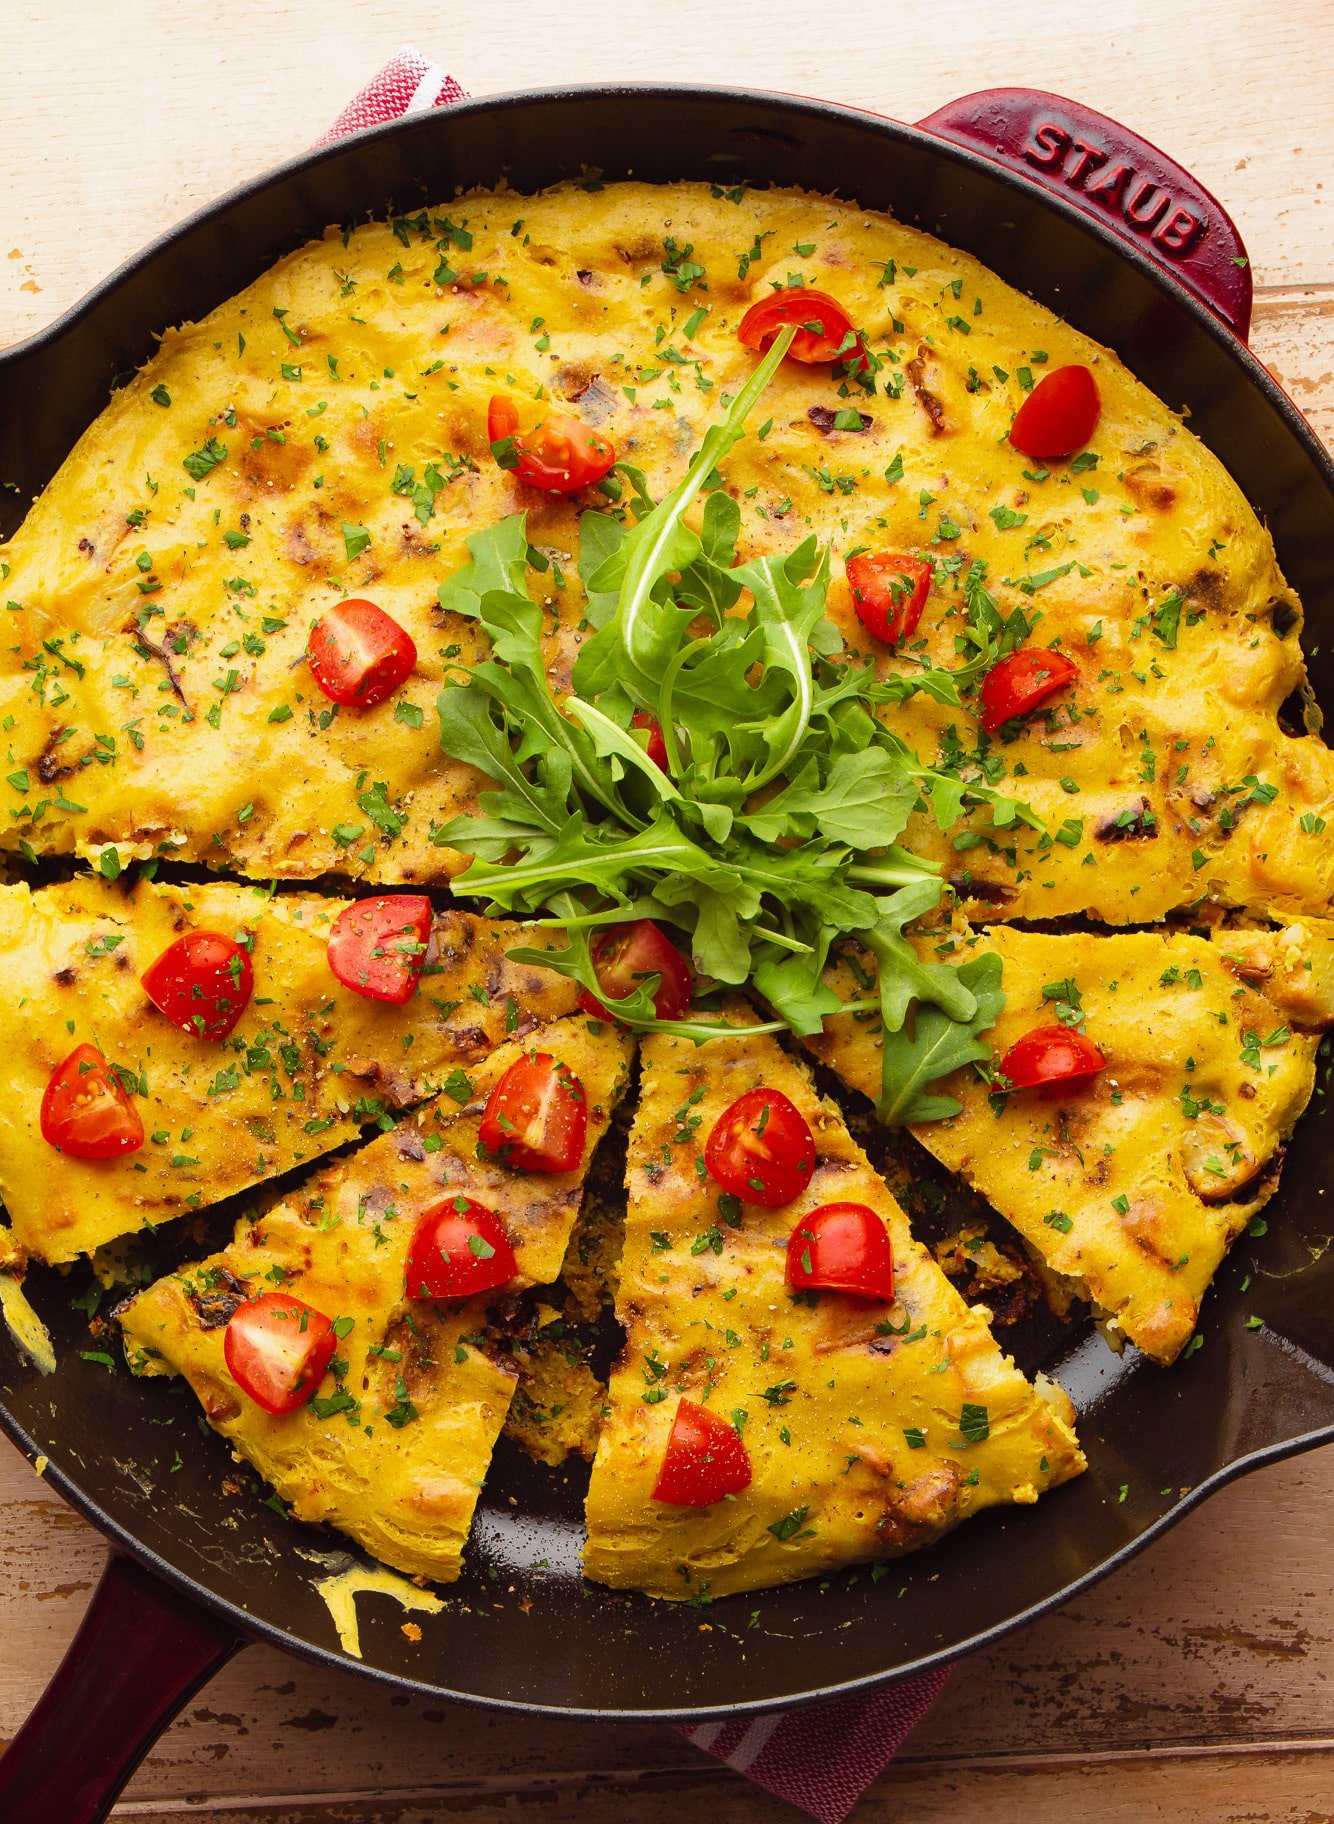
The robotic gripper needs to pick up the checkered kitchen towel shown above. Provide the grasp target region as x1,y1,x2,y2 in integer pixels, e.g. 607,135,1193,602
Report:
316,48,952,1821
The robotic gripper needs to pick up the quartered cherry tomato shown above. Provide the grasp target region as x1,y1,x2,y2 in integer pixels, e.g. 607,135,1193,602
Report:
326,895,432,1004
307,599,417,708
40,1044,144,1160
652,1397,753,1506
737,288,867,369
631,710,670,772
223,1293,336,1416
846,552,933,645
487,395,615,495
479,1051,588,1174
999,1024,1107,1093
979,648,1079,733
1008,364,1101,460
785,1202,895,1301
141,931,254,1040
704,1087,816,1209
406,1196,519,1301
576,920,693,1023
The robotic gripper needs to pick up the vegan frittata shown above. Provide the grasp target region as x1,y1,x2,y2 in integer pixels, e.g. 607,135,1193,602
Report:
119,1013,633,1580
0,874,577,1265
1,173,1329,1601
806,917,1334,1362
585,1010,1083,1599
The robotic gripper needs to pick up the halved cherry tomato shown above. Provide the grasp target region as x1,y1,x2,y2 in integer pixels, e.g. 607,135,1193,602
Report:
979,648,1079,734
999,1024,1107,1093
846,552,933,645
576,920,693,1023
704,1087,816,1209
652,1397,753,1506
406,1196,519,1301
326,895,432,1004
785,1202,895,1301
40,1044,144,1160
307,599,417,708
738,288,867,369
487,395,615,495
479,1051,588,1174
631,710,670,772
223,1293,336,1416
1008,364,1101,460
141,931,254,1040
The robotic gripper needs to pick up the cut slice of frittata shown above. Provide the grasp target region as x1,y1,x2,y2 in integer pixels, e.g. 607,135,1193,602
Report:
118,1013,634,1582
806,917,1334,1362
0,873,577,1265
583,1007,1083,1599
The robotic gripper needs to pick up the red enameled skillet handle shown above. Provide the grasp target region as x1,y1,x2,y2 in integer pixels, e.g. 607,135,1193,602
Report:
917,88,1254,341
0,1551,242,1824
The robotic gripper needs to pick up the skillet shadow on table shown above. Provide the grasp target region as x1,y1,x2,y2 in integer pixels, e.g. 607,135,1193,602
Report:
1,87,1333,1716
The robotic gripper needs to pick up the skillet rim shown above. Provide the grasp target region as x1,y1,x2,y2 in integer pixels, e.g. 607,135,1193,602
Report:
0,79,1331,1719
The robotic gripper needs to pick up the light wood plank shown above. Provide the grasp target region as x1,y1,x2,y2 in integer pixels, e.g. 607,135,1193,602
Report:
1253,288,1334,452
103,1746,1334,1822
2,0,1333,352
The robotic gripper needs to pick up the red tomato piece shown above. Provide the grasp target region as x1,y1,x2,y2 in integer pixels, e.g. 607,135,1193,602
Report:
141,931,254,1040
487,394,615,495
223,1293,336,1416
40,1044,144,1160
1008,364,1101,460
652,1398,753,1506
326,895,432,1004
307,599,417,708
979,648,1079,733
785,1202,895,1301
576,920,693,1023
479,1051,588,1174
405,1196,519,1301
999,1024,1107,1093
737,288,867,369
704,1087,816,1208
846,552,933,644
631,710,670,772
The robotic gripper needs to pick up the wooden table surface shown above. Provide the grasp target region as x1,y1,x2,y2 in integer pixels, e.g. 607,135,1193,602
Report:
3,2,1331,1818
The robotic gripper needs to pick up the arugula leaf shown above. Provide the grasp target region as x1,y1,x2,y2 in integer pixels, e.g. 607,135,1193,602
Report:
731,537,832,790
878,953,1005,1125
436,686,566,842
745,749,920,849
446,812,717,914
751,953,844,1035
865,880,974,1034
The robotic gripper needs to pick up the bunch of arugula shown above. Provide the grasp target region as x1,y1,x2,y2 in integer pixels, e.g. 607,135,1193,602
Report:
434,326,1038,1124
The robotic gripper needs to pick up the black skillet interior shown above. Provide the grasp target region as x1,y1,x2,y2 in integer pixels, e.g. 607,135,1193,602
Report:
1,86,1332,1720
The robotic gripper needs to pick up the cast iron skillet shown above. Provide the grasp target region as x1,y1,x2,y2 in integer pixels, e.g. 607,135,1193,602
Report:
0,83,1331,1824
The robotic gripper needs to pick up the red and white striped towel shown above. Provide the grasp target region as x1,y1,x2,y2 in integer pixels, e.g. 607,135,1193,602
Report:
319,48,951,1821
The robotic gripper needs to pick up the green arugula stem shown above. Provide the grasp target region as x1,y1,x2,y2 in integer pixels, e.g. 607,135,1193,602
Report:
846,852,943,888
622,322,796,683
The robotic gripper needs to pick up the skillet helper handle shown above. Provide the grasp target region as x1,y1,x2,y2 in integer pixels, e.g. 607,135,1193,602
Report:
0,1550,242,1824
917,87,1254,341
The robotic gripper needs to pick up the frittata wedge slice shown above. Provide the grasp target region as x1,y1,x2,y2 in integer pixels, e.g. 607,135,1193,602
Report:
807,918,1334,1363
118,1013,634,1582
0,874,577,1265
583,1009,1083,1600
